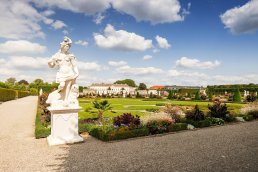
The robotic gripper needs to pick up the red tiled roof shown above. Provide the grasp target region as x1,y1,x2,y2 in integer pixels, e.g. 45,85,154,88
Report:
149,86,165,90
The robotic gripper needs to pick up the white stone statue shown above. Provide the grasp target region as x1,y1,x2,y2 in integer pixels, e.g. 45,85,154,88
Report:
46,36,83,146
46,36,79,107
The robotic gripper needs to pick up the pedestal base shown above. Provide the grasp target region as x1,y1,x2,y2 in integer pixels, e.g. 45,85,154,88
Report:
47,106,83,146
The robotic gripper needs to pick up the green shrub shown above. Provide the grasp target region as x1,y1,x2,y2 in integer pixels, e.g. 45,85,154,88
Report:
206,117,225,125
185,119,211,128
168,123,187,132
89,125,149,141
243,115,254,121
0,88,17,102
247,110,258,119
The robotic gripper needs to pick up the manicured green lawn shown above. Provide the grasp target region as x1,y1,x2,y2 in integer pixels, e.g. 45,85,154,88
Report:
78,98,245,120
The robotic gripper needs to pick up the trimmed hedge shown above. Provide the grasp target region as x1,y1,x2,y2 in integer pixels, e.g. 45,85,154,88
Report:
86,122,188,142
18,91,31,98
0,88,17,102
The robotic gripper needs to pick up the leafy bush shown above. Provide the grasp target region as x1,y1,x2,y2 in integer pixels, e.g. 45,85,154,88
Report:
146,120,173,134
206,117,224,125
185,119,211,128
243,115,254,121
39,93,51,125
168,123,187,132
208,100,230,120
186,105,205,121
0,88,16,102
113,113,141,128
246,94,256,102
247,110,258,119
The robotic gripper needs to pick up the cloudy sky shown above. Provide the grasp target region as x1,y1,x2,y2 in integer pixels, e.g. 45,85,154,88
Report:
0,0,258,87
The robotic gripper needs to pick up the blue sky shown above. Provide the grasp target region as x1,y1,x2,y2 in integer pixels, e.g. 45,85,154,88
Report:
0,0,258,87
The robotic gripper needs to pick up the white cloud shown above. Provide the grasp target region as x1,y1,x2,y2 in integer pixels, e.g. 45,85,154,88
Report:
155,35,171,49
152,48,160,53
75,40,89,47
175,57,221,69
112,0,187,24
51,20,66,30
0,0,45,39
220,0,258,34
77,61,102,71
168,69,207,78
94,24,153,51
0,40,47,54
33,0,111,15
143,55,152,61
117,65,163,75
41,10,55,17
5,56,48,69
0,0,68,39
94,13,105,24
108,61,127,67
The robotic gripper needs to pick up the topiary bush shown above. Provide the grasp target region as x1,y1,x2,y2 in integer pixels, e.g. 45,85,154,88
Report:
186,105,205,121
18,91,31,98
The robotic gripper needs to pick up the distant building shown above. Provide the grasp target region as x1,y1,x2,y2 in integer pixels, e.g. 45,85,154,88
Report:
147,86,167,96
165,85,203,90
86,83,136,96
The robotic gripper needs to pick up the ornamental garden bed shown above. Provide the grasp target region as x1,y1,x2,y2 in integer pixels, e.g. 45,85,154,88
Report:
36,96,258,141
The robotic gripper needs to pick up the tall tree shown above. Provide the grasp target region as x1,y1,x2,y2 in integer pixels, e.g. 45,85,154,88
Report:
18,79,29,85
114,79,136,87
138,83,147,90
33,79,44,85
5,77,16,85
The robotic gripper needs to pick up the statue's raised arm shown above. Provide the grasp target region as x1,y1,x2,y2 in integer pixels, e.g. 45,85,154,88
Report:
46,36,80,108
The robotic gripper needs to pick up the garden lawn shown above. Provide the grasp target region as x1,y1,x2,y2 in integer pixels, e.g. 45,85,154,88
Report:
78,98,245,120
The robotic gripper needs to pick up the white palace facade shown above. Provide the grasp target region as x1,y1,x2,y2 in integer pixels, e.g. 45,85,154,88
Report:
86,83,136,96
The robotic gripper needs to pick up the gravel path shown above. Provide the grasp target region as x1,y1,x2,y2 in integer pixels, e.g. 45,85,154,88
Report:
0,96,68,172
0,96,257,172
59,121,258,172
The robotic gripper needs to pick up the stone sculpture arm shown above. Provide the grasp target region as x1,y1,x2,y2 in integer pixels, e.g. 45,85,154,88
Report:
70,55,79,79
48,53,58,68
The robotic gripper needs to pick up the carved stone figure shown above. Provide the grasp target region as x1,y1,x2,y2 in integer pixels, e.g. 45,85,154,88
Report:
46,36,79,107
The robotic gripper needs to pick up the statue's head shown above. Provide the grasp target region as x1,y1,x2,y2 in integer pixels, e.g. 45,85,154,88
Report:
60,36,72,53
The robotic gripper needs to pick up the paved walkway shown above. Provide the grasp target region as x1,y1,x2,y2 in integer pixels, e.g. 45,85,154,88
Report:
0,96,68,171
0,96,257,172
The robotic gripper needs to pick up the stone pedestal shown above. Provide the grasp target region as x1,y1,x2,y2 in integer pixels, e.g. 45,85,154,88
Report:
47,106,83,146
